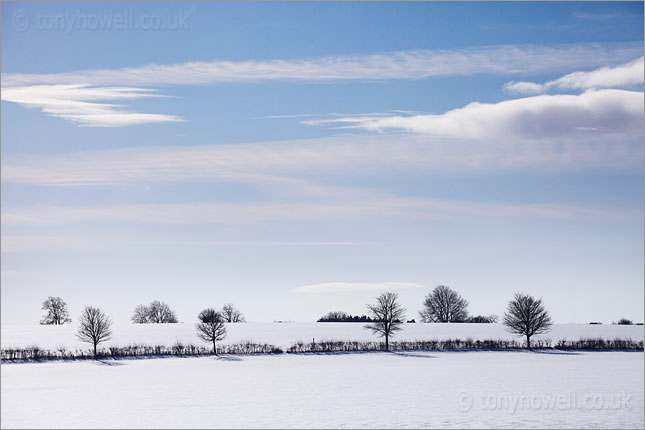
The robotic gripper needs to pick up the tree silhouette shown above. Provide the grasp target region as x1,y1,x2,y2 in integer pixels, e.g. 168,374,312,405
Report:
131,301,178,323
221,303,245,323
419,285,469,323
196,308,227,354
76,306,112,357
503,293,552,349
131,304,149,324
40,296,72,325
364,292,406,351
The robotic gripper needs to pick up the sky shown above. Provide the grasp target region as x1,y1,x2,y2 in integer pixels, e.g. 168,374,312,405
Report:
1,1,643,326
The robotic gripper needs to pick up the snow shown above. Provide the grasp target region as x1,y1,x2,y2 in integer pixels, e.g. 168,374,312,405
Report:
3,323,642,427
2,350,643,428
2,322,643,351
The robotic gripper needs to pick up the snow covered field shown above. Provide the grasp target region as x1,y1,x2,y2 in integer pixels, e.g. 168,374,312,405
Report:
2,350,643,429
2,322,643,351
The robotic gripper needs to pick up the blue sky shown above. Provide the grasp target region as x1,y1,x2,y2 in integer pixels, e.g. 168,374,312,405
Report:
1,1,643,325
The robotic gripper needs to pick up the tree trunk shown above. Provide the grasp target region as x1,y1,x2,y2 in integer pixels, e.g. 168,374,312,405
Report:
385,333,389,351
213,340,217,355
526,335,531,350
93,342,97,358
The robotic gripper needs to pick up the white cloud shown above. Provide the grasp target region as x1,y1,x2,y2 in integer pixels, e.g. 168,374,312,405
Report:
2,43,641,86
501,81,545,95
504,57,644,94
293,282,424,293
1,84,184,126
4,44,639,126
304,89,644,140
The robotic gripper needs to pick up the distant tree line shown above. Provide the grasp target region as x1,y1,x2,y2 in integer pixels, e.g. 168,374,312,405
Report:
318,312,378,323
464,315,498,323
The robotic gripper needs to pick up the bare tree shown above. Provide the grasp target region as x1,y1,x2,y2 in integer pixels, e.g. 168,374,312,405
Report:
364,292,406,351
76,306,112,357
196,308,227,354
419,285,469,323
503,293,553,349
131,304,150,324
40,296,72,325
221,303,245,323
130,301,177,324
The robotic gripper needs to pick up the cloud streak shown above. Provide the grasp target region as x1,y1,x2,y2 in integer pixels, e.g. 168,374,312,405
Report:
3,131,642,191
2,43,641,86
1,197,633,229
304,89,644,140
0,234,366,254
292,282,424,293
1,84,184,126
504,57,644,94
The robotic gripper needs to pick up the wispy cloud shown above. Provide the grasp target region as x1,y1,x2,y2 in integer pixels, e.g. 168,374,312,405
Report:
0,235,106,254
0,84,184,127
503,57,644,94
0,234,366,254
3,130,641,190
572,10,639,21
2,43,641,86
293,281,424,293
1,197,633,229
304,89,644,140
